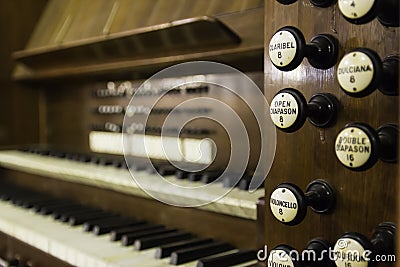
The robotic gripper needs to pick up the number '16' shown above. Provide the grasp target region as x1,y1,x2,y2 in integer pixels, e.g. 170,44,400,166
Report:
346,154,354,162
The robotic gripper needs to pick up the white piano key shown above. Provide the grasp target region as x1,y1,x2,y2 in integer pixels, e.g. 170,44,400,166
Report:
50,241,68,262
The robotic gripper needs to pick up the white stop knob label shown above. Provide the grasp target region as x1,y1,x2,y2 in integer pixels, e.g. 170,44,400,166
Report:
269,30,297,67
335,127,372,168
270,92,299,129
338,0,375,19
270,187,299,223
268,249,295,267
337,51,374,94
334,238,370,267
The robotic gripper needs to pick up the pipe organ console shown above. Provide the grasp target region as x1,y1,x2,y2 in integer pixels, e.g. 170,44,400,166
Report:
0,0,398,267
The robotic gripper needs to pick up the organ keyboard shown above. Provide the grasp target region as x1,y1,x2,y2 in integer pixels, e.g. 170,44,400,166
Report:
0,183,259,267
0,150,262,220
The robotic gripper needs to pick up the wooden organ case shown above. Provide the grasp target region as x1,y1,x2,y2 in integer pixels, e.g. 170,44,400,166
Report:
0,1,267,267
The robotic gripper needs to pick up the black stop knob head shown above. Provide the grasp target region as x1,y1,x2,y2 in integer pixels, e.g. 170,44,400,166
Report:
377,0,400,27
371,222,396,256
308,93,339,128
270,183,307,226
307,34,339,69
306,238,335,267
305,179,336,214
377,123,398,163
269,26,306,71
338,0,379,25
268,245,302,267
335,122,380,171
337,48,383,97
270,88,307,132
277,0,297,4
379,55,399,96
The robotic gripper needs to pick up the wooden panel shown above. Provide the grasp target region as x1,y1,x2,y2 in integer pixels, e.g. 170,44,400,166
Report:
12,1,264,82
0,0,47,147
25,0,71,48
14,16,241,70
22,0,263,50
44,83,90,150
63,0,117,42
109,0,161,33
264,0,399,258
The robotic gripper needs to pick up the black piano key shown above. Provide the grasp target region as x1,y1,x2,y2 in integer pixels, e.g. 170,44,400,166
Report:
68,153,79,161
52,206,97,219
196,250,257,267
146,164,169,174
49,151,66,158
65,153,75,160
158,167,176,176
79,155,92,162
58,208,102,222
36,202,76,215
134,231,194,250
0,192,11,201
0,185,42,204
47,203,88,217
200,171,223,184
239,177,263,191
110,224,165,241
222,176,238,188
109,159,122,167
65,152,77,159
68,212,118,226
0,188,21,201
121,228,177,246
169,242,235,265
188,173,202,182
119,161,128,169
32,200,70,212
130,164,146,171
110,160,121,168
21,197,54,209
12,193,46,206
38,150,50,156
39,203,81,215
175,171,189,179
12,195,49,209
90,157,101,164
238,178,250,190
10,193,44,206
83,216,123,232
155,237,213,259
98,157,114,166
93,219,146,235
